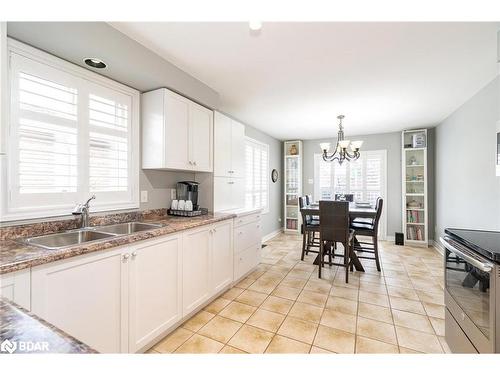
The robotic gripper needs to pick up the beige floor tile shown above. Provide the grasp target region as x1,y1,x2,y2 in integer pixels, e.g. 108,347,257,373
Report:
429,317,445,336
247,279,279,294
310,346,335,354
204,297,232,314
174,334,224,353
182,310,215,332
236,277,255,289
392,309,434,333
220,345,247,354
326,296,358,315
235,289,268,307
246,308,286,332
260,295,294,315
423,302,445,319
416,290,445,306
297,290,329,307
320,309,357,333
227,325,274,354
265,335,311,353
398,346,422,353
357,302,393,324
289,302,324,323
198,315,242,343
386,286,419,301
438,336,452,354
272,285,302,300
154,328,193,353
280,277,307,289
313,325,355,354
355,336,399,353
389,296,426,314
287,269,313,280
219,301,257,323
304,279,332,294
359,281,388,295
221,287,245,301
358,290,390,307
277,316,319,344
357,317,397,345
395,326,443,353
330,285,359,301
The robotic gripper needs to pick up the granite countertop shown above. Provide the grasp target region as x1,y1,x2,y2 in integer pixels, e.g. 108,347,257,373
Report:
0,212,235,275
0,298,96,353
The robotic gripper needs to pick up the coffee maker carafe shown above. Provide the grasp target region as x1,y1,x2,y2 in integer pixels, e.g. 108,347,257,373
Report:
176,181,199,210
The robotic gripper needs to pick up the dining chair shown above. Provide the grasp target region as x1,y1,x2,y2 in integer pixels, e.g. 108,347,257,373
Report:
318,201,354,282
305,194,313,205
299,196,320,260
350,198,384,271
334,193,354,202
352,197,381,226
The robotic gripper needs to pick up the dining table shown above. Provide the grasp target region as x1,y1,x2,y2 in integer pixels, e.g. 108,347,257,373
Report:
300,202,377,272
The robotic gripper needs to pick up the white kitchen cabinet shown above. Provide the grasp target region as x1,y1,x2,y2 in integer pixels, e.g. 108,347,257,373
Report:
214,111,245,178
0,269,31,310
128,235,182,353
233,211,262,281
213,177,245,211
31,247,129,353
142,88,213,172
182,226,212,316
211,220,233,294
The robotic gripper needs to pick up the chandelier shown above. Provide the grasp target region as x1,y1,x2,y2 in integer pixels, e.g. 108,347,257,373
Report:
320,115,363,164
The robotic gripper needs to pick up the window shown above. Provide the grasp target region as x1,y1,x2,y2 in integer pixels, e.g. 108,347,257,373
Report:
2,40,139,221
313,150,387,237
245,137,269,212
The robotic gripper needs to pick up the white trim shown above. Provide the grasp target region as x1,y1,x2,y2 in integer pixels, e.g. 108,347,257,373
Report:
244,136,270,214
1,39,140,222
385,235,395,242
262,228,282,243
431,239,445,255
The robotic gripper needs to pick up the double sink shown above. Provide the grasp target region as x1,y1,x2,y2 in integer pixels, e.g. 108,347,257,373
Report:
23,222,163,250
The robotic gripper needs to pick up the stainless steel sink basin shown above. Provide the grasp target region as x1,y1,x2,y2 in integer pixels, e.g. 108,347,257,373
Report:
24,229,116,250
94,222,162,235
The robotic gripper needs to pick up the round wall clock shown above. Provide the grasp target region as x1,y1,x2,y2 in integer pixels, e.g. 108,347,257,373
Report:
271,169,279,183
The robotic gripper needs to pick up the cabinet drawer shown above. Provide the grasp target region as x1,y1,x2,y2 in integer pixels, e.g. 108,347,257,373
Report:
234,221,261,253
234,244,260,281
234,212,261,228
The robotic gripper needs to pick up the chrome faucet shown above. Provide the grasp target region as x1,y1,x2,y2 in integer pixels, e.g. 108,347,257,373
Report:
72,195,96,228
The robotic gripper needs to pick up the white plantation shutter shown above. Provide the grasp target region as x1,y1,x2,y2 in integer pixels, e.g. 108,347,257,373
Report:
245,138,269,211
5,46,138,220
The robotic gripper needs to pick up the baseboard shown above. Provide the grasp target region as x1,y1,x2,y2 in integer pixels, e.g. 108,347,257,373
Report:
431,239,445,255
385,235,395,242
262,228,283,243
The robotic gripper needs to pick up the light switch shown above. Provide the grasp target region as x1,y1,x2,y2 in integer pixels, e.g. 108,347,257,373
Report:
308,179,314,184
140,190,148,203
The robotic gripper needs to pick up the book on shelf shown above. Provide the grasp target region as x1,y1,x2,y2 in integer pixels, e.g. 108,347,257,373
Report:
406,210,423,223
406,225,424,241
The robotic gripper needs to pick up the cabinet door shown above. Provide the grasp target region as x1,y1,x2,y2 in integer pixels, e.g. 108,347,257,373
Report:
211,220,233,294
129,235,182,353
214,112,232,177
231,177,245,209
214,177,234,212
231,120,246,178
31,247,128,353
189,103,213,172
0,269,31,310
164,91,190,170
182,226,212,315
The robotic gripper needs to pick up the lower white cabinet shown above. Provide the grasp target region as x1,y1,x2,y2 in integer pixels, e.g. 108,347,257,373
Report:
0,269,31,310
128,234,182,353
233,211,262,281
211,220,234,294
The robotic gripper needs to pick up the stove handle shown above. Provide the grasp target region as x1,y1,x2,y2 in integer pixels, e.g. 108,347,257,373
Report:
440,237,493,273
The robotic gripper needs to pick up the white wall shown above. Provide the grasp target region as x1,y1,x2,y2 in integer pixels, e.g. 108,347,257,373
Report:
434,76,500,239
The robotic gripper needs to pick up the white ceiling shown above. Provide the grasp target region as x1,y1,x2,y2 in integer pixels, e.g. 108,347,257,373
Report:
111,22,499,140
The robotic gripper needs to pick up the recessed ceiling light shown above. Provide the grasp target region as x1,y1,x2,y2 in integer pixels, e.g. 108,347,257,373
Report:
249,21,262,31
84,58,107,69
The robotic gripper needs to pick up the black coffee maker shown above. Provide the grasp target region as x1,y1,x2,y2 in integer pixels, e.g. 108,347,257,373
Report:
176,181,199,210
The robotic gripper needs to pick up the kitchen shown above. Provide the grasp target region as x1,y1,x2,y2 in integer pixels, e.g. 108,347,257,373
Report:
0,6,499,373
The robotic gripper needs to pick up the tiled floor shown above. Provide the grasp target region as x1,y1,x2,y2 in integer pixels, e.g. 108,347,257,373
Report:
149,233,450,354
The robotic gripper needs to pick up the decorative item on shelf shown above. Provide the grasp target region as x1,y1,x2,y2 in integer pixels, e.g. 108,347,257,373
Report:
409,156,417,165
271,169,279,183
412,133,426,148
407,199,422,208
320,115,363,164
289,144,298,155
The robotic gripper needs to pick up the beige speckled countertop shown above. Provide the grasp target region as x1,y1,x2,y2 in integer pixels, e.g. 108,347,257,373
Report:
0,212,235,275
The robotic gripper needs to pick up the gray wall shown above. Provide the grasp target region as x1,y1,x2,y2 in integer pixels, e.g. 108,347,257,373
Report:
434,76,500,239
302,132,403,237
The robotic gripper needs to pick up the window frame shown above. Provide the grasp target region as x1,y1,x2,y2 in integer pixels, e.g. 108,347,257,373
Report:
1,39,140,222
244,136,270,214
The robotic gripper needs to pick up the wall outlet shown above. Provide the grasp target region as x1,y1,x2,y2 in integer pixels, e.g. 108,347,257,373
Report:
140,190,148,203
308,179,313,184
278,217,282,222
170,188,176,200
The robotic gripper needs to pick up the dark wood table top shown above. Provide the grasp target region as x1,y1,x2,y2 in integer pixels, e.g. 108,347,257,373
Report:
301,202,376,218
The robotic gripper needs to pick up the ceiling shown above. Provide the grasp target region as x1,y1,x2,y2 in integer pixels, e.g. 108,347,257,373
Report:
110,22,499,140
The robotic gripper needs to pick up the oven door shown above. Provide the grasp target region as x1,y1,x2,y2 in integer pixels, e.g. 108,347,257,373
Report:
441,236,495,353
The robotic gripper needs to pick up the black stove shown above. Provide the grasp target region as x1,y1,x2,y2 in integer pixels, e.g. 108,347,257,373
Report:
445,228,500,263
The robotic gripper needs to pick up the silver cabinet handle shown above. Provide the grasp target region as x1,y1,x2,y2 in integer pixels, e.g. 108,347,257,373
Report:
257,225,260,228
239,231,243,235
193,161,197,166
123,253,130,261
131,252,138,258
440,237,493,272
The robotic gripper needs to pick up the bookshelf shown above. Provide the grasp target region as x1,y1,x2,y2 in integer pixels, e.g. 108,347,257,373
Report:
402,129,428,247
284,140,302,233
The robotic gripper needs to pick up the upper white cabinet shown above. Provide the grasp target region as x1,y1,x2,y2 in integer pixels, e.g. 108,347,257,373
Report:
214,111,245,178
142,88,213,172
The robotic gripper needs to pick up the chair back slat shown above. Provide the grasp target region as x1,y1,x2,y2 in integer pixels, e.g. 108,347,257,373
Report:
372,198,383,231
319,201,349,243
334,193,354,202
